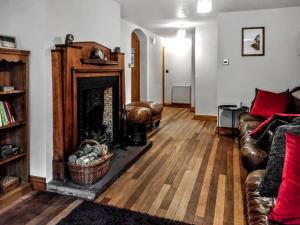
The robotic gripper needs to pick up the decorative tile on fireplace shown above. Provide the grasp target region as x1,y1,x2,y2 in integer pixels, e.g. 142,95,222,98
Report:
103,87,113,143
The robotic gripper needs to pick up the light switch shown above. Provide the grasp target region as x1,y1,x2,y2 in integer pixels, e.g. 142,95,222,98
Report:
223,59,229,65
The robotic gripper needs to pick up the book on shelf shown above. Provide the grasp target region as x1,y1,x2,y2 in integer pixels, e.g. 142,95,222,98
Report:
0,101,15,127
0,86,15,92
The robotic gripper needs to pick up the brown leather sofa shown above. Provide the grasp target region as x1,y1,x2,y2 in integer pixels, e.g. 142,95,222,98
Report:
240,115,281,225
240,87,300,225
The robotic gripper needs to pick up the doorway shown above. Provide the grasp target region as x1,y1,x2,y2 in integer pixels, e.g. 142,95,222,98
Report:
131,31,140,102
162,37,193,108
131,29,147,103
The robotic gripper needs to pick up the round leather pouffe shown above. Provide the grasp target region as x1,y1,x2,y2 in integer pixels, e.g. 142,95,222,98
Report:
126,106,152,125
148,102,163,115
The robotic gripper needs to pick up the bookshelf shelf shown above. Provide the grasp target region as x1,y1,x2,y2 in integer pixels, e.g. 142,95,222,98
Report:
0,153,26,166
0,48,30,206
0,121,26,130
0,90,26,95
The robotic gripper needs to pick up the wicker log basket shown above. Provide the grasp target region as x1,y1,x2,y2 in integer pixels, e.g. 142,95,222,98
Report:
68,140,113,186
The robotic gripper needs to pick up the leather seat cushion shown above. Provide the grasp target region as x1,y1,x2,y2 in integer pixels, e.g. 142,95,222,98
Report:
126,106,152,124
241,142,269,172
245,170,278,225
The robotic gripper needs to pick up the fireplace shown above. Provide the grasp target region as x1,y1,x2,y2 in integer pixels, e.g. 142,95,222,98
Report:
49,42,153,198
77,76,119,146
51,41,125,181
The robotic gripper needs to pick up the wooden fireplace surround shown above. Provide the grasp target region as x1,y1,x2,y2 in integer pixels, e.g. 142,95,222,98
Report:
51,41,125,181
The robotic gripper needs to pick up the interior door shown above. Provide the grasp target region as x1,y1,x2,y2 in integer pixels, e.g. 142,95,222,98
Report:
131,32,140,102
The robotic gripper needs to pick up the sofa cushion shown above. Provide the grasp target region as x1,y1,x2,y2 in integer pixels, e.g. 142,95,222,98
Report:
250,116,274,139
256,119,289,150
250,90,290,119
258,125,300,197
241,143,269,172
250,88,289,112
250,113,300,139
245,170,278,225
269,132,300,224
239,120,263,138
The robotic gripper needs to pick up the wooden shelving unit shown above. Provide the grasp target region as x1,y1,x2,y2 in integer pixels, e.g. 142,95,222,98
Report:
0,48,31,208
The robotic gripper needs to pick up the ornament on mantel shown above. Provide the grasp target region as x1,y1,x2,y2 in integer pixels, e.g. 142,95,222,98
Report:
65,34,74,45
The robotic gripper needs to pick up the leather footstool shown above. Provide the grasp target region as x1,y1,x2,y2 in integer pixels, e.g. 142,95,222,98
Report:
126,106,151,146
126,105,152,125
127,101,163,127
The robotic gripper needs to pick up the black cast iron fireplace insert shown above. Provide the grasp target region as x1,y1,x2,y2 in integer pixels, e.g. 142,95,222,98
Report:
77,76,119,146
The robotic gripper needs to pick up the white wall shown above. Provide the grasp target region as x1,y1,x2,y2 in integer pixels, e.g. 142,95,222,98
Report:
218,7,300,126
0,0,121,182
195,21,218,116
163,35,193,104
121,19,163,104
191,32,196,107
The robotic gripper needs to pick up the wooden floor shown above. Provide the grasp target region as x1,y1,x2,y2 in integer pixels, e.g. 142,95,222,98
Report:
0,107,246,225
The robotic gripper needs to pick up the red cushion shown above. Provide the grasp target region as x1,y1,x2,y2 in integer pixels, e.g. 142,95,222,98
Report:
269,132,300,224
250,113,300,138
250,90,290,119
250,115,274,138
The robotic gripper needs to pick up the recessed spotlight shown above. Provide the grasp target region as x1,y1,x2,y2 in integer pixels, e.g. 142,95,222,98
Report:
197,0,212,13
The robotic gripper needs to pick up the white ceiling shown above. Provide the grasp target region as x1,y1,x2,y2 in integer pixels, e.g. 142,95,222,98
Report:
114,0,300,36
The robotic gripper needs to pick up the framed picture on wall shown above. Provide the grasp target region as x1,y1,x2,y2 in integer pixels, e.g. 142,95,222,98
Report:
242,27,265,56
0,35,16,49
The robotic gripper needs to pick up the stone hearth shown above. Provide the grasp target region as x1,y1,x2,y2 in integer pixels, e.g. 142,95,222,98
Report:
47,142,152,200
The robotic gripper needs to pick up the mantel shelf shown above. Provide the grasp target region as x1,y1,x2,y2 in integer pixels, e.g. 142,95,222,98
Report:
81,58,119,66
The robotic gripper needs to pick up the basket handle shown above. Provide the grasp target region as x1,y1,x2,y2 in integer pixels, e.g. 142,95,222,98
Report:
78,139,102,150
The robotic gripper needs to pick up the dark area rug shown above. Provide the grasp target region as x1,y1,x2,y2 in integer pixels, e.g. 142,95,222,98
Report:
58,201,193,225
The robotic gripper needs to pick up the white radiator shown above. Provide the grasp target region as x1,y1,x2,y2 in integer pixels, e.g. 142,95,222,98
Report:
172,86,191,104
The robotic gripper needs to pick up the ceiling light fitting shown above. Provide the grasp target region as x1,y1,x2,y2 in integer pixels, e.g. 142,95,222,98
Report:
197,0,212,13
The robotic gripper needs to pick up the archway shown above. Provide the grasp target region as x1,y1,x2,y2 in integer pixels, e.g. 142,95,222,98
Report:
131,29,147,102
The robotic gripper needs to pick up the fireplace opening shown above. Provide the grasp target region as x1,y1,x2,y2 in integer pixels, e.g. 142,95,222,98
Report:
77,76,119,146
84,90,109,144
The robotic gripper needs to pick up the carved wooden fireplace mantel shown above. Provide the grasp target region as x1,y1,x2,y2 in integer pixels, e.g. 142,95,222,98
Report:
51,41,125,181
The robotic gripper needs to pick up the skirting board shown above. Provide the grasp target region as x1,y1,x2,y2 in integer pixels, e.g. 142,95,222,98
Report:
190,107,195,112
194,115,217,121
163,103,191,108
29,176,46,192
